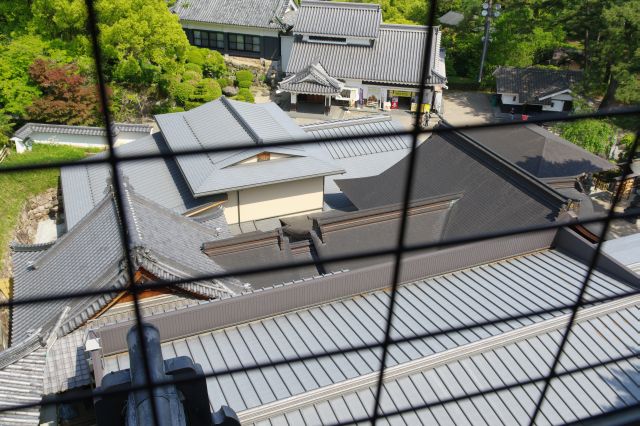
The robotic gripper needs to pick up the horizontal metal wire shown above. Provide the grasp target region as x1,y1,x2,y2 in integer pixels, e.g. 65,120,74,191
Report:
0,107,637,175
2,0,639,423
1,208,638,311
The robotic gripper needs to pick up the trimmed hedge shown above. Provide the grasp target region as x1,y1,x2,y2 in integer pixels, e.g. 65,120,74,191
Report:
234,88,255,103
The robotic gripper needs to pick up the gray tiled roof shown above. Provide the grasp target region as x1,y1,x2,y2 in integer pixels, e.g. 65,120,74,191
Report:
493,67,583,105
60,133,224,229
295,0,382,39
44,295,206,395
101,249,638,423
279,61,344,95
13,122,152,140
10,186,236,345
336,127,570,240
171,0,291,29
155,98,343,196
463,124,615,178
287,25,446,86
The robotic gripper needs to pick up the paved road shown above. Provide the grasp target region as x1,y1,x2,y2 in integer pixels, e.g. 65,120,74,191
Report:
442,91,496,126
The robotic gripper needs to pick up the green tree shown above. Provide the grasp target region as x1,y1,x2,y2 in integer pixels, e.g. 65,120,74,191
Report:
560,119,615,156
0,113,12,147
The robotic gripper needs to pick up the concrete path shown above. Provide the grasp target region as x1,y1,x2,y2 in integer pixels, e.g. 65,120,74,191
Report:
442,91,495,126
35,219,63,244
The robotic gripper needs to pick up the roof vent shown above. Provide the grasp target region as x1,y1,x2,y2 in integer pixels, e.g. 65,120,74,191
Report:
26,261,36,270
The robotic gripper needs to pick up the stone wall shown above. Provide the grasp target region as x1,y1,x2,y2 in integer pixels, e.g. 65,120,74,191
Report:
13,187,60,245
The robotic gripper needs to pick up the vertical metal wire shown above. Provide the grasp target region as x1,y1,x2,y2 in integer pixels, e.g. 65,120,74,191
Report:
528,131,640,425
369,0,439,423
83,1,160,425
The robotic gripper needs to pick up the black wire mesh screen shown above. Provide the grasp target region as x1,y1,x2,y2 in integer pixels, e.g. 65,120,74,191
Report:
0,0,639,425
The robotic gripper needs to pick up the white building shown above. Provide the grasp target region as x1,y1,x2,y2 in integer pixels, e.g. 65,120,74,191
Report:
493,66,583,112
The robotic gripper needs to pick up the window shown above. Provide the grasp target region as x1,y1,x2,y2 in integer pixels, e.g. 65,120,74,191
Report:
257,152,270,162
185,29,224,49
193,30,202,47
229,34,260,53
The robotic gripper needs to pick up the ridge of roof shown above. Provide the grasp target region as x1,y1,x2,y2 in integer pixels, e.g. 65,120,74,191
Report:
301,0,380,10
220,96,264,145
439,121,570,207
13,122,153,140
10,241,56,253
301,115,392,131
379,23,437,32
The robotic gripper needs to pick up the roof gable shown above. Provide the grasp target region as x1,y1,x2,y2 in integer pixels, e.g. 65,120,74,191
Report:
10,185,238,345
279,61,344,94
171,0,292,29
295,0,382,39
155,98,343,196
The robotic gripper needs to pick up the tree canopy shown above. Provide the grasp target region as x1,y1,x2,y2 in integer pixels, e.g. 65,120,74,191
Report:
0,0,227,133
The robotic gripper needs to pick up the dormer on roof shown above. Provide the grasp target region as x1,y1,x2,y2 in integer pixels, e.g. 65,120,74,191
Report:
154,98,344,224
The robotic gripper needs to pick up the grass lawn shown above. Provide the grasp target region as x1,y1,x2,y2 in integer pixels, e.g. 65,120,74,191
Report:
0,144,102,274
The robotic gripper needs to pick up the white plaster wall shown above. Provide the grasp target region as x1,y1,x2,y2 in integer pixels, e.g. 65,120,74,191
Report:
30,133,106,148
542,100,566,112
500,93,520,105
223,177,324,224
280,35,294,72
28,131,148,148
223,191,240,224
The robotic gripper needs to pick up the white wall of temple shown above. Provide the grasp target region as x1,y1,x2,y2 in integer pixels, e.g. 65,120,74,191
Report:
23,131,149,148
223,177,324,224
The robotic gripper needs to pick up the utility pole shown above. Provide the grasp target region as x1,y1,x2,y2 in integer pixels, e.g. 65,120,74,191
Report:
477,1,501,82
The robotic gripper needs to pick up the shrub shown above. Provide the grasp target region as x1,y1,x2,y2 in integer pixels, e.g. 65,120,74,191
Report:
217,77,231,88
182,70,202,83
184,62,202,74
234,88,254,103
201,50,226,78
235,69,253,85
238,79,252,89
170,81,196,106
193,78,222,102
185,46,205,66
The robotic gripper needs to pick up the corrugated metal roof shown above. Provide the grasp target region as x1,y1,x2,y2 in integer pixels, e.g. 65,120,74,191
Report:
493,67,583,105
303,116,411,159
13,122,152,140
171,0,291,29
603,233,640,275
61,133,222,229
102,250,637,420
287,25,446,86
294,1,381,39
263,302,639,425
155,98,343,196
